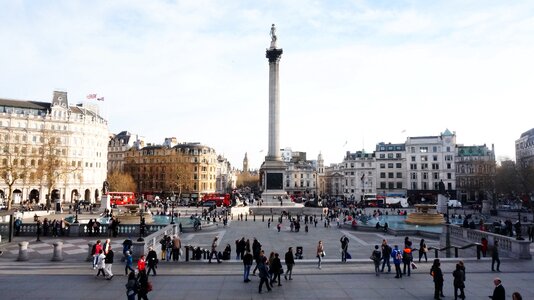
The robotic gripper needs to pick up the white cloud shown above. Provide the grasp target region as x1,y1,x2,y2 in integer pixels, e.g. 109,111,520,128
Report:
1,0,534,169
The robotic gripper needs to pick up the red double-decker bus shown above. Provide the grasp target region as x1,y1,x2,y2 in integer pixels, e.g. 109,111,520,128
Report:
108,192,136,206
201,193,231,207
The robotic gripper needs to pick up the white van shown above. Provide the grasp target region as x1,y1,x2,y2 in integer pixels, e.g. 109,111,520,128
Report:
447,199,462,208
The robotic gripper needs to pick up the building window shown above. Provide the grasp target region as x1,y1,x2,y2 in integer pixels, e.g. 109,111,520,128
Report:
410,164,417,170
396,163,402,168
380,154,385,159
433,146,438,152
447,163,452,169
423,172,428,180
432,163,439,170
421,163,428,169
433,155,438,161
396,172,402,178
447,173,452,179
421,156,428,161
411,156,416,162
411,173,417,180
396,182,403,189
380,182,386,189
388,163,394,168
388,182,394,189
387,153,393,159
380,172,386,178
380,163,385,169
433,172,439,180
411,182,417,189
420,147,428,153
388,172,394,178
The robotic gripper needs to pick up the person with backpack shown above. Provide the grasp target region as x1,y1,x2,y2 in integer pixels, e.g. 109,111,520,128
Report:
125,251,134,276
381,239,392,273
340,235,349,262
371,245,382,276
391,245,403,278
402,245,413,276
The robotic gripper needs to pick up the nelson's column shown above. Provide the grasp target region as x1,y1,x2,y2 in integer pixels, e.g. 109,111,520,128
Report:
260,24,290,205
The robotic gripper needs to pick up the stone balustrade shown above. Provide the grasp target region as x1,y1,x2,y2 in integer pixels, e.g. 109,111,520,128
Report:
441,224,531,259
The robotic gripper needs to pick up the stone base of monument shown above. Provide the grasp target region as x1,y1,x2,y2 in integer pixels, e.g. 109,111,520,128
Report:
405,204,444,225
249,204,325,216
113,205,153,224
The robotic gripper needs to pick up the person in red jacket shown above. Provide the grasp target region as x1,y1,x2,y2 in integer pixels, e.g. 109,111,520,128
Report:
137,255,146,272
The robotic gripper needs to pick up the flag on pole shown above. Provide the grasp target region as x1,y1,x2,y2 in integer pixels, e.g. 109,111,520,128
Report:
97,97,104,101
86,94,97,99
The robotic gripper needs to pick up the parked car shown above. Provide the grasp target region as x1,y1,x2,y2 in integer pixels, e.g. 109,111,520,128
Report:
447,199,462,208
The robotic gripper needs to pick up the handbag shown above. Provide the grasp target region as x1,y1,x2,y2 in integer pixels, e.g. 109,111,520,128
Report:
411,262,417,269
321,251,325,257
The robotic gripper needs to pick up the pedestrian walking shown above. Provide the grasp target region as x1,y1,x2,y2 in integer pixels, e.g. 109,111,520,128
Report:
270,253,283,286
492,240,501,272
209,236,221,263
452,263,465,300
340,235,349,262
258,259,271,294
92,240,102,269
316,240,324,269
95,249,106,278
489,277,505,300
125,271,138,300
391,245,403,278
146,246,158,276
284,247,295,280
431,259,444,300
137,255,146,272
124,251,134,275
172,235,181,261
104,246,114,280
371,245,381,276
419,238,428,262
137,269,150,300
381,239,392,273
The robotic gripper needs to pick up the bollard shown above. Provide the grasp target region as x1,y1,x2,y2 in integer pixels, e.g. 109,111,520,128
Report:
87,242,95,262
17,241,29,261
185,245,190,262
434,249,439,258
476,245,481,260
454,247,458,258
51,241,64,261
262,215,265,222
321,214,323,221
245,214,248,221
203,249,208,260
254,215,256,222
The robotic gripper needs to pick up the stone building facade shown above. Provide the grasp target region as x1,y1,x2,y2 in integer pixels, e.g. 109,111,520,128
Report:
0,91,108,207
455,144,496,202
516,128,534,167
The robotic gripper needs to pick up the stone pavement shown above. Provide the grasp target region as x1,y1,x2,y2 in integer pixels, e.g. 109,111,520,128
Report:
1,215,533,299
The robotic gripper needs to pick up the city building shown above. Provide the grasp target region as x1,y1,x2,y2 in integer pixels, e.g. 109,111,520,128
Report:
405,129,457,202
123,141,221,202
107,131,144,173
283,149,318,198
516,128,534,167
340,150,376,202
455,144,496,203
0,91,108,208
375,142,407,198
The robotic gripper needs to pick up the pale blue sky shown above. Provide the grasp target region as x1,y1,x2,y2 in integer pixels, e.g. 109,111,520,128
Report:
1,0,533,169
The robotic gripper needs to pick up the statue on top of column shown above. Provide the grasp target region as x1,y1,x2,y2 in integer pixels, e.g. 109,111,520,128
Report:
270,24,277,48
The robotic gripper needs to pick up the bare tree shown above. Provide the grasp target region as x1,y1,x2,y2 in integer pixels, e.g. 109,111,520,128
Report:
35,131,80,208
0,133,31,210
107,171,137,192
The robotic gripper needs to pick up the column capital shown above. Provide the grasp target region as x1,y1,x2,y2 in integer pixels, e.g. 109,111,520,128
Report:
266,48,283,63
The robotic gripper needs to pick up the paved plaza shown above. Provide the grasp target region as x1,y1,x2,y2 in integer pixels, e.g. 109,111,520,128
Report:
1,214,533,299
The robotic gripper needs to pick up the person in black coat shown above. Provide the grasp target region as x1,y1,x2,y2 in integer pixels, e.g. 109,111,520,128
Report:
490,277,505,300
452,263,465,300
270,253,283,286
146,247,158,276
431,259,444,300
284,247,295,280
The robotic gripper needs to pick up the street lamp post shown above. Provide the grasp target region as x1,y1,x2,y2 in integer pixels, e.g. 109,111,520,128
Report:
170,192,176,224
138,198,145,242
